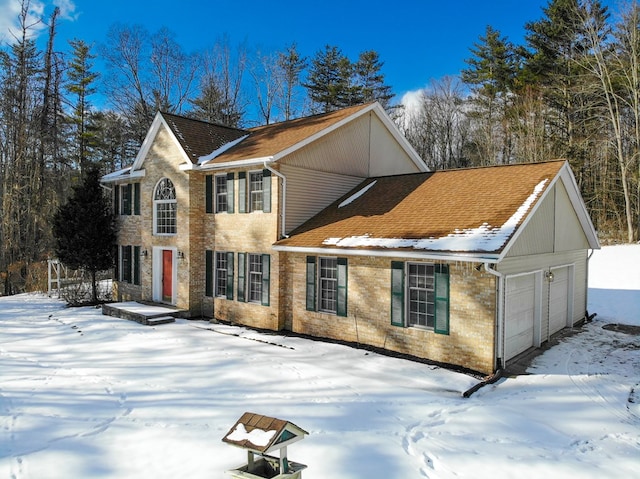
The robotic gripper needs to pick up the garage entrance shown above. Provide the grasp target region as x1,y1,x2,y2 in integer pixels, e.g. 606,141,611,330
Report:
504,273,539,361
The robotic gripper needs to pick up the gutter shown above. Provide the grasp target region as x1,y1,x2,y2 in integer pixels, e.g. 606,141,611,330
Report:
263,162,288,239
271,244,500,263
483,262,506,371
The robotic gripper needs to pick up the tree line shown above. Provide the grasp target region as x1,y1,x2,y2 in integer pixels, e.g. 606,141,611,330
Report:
399,0,640,244
1,0,638,295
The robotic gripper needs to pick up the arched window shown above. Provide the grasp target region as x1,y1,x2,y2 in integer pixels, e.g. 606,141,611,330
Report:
154,178,177,235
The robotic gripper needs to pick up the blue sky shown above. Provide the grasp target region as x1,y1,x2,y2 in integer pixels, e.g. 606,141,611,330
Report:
0,0,623,101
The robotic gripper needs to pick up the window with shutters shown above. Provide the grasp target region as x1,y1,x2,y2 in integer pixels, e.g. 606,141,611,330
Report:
118,245,141,285
391,261,449,334
116,184,140,216
215,175,228,213
249,171,263,212
306,256,347,316
238,170,270,213
237,253,270,306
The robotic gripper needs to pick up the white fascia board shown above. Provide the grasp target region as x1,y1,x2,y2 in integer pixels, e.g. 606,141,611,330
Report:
558,162,600,249
271,244,500,263
101,166,131,183
100,168,146,183
198,156,275,171
131,112,191,172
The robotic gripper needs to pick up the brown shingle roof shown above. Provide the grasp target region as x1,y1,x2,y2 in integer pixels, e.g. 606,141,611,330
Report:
275,161,566,254
161,112,248,163
209,103,373,164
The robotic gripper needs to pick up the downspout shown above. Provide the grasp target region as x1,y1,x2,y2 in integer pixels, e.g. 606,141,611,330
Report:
263,162,288,239
585,249,596,321
484,262,505,371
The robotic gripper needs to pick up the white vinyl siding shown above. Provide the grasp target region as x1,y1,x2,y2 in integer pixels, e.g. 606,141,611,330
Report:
280,164,364,233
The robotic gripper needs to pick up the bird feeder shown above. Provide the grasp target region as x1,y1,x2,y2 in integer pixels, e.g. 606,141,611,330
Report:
222,412,308,479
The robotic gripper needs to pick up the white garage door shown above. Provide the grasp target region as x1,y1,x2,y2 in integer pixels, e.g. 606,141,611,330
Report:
505,273,536,361
549,266,569,335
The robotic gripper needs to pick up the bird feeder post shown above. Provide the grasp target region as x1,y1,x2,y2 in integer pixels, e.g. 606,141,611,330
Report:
222,412,308,479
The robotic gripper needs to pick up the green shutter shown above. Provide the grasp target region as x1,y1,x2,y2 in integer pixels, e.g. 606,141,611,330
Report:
337,257,348,317
237,252,246,302
134,183,140,215
226,252,234,300
114,186,120,215
227,173,235,213
262,169,271,213
205,250,213,297
205,175,213,214
434,264,450,335
133,246,141,285
391,261,405,327
261,254,270,306
306,256,316,311
238,172,246,213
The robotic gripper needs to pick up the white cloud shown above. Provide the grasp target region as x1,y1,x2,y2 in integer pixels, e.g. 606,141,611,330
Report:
0,0,76,43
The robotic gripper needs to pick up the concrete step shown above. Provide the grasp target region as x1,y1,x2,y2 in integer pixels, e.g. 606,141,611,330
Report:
146,315,176,326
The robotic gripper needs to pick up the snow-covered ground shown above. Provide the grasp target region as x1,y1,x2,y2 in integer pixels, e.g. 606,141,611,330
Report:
1,245,639,479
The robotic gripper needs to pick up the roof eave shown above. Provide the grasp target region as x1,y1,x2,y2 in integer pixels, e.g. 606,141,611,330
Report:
271,244,501,263
198,156,275,171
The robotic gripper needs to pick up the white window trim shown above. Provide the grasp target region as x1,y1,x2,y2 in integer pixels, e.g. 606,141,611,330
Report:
215,174,228,213
406,262,435,330
318,256,338,314
153,178,177,236
248,170,264,213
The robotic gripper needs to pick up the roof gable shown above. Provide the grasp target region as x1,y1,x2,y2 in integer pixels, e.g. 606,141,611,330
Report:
221,412,307,454
274,161,597,260
203,102,425,171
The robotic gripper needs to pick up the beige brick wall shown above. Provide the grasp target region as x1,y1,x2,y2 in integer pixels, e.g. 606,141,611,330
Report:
283,253,497,374
114,125,195,312
208,170,284,330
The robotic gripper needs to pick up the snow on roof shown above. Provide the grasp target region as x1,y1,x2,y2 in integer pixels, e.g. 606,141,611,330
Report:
226,423,276,448
101,167,131,182
339,180,377,208
323,179,549,252
198,134,249,165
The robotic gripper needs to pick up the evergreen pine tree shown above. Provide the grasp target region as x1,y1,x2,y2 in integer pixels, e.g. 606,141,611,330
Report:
66,39,99,172
304,45,352,113
52,168,116,303
353,50,393,108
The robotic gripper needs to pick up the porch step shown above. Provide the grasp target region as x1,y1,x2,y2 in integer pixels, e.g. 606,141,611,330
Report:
146,315,176,326
102,302,182,326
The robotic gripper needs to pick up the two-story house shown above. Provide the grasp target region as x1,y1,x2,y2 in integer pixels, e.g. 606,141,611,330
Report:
102,102,599,375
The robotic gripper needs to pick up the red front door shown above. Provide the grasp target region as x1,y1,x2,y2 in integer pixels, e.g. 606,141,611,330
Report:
162,250,173,302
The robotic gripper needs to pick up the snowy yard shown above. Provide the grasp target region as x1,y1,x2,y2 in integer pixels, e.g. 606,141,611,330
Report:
1,245,639,479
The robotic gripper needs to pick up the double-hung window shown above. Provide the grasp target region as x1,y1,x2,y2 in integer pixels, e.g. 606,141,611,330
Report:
237,253,270,306
215,175,228,212
391,261,449,334
117,245,141,285
206,251,234,299
238,170,271,213
306,256,347,316
114,183,140,216
206,173,235,214
154,178,177,235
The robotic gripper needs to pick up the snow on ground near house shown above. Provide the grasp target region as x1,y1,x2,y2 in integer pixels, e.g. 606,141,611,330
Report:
0,246,639,479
